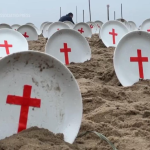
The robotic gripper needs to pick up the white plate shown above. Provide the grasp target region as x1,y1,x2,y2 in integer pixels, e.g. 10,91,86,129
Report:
17,25,38,41
40,22,49,32
64,21,74,29
73,22,92,38
100,20,129,47
95,21,103,34
117,18,130,29
27,24,41,35
11,24,20,31
128,21,137,31
0,51,82,144
45,29,91,65
26,23,35,26
47,22,69,38
43,22,52,38
87,22,97,34
141,18,150,33
0,24,12,29
0,29,28,57
114,31,150,87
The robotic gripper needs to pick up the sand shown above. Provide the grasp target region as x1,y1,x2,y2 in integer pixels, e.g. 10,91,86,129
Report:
1,35,150,150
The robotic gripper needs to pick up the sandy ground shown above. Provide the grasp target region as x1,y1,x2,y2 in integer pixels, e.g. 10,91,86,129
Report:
0,35,150,150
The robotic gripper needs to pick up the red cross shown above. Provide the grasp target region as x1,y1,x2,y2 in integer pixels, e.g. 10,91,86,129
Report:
90,24,93,29
0,40,12,55
6,85,41,132
130,49,148,79
23,32,29,38
97,24,100,28
78,28,84,34
60,43,71,65
147,28,150,32
109,29,118,44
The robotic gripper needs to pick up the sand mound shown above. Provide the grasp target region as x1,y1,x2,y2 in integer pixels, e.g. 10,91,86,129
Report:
1,35,150,150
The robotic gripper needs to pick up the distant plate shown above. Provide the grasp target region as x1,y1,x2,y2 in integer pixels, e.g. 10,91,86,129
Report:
128,21,137,31
114,31,150,86
11,24,20,31
100,20,129,47
74,22,92,38
0,51,82,144
64,21,74,29
95,20,103,27
87,22,97,34
17,25,38,41
141,18,150,33
45,29,91,65
0,24,12,29
95,21,103,34
27,24,41,35
26,23,35,26
117,18,130,29
43,22,52,38
47,22,69,38
40,22,49,32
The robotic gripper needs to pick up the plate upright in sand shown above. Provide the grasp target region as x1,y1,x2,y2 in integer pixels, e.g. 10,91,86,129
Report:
0,24,12,29
0,51,82,144
43,22,52,38
95,20,103,34
0,29,28,57
128,21,137,31
87,22,97,34
17,25,38,41
26,23,35,26
27,24,41,35
64,21,74,29
40,21,49,32
95,20,103,27
73,22,92,38
100,20,129,47
47,22,69,38
141,18,150,33
45,29,91,65
114,31,150,87
117,18,130,29
11,24,20,31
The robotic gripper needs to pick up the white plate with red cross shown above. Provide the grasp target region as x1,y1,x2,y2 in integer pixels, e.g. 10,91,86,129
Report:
0,51,82,144
100,20,129,47
47,22,69,38
87,22,97,34
73,22,92,38
141,18,150,33
95,20,103,27
45,29,91,65
95,21,103,34
0,29,28,57
114,31,150,87
11,24,21,31
17,25,38,41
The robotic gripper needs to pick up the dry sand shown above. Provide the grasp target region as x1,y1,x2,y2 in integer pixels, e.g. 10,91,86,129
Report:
1,35,150,150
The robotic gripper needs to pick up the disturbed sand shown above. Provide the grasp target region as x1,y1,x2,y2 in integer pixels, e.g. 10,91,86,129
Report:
0,35,150,150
